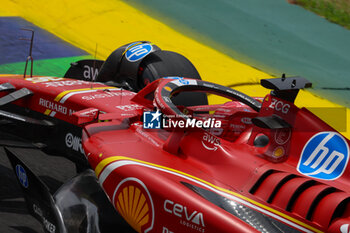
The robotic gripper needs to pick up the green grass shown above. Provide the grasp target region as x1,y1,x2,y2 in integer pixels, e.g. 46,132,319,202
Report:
0,55,91,77
293,0,350,29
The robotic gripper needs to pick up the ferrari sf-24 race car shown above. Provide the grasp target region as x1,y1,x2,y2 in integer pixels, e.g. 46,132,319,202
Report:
1,41,350,233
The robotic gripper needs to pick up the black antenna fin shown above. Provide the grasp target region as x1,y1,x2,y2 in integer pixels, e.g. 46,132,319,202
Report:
281,73,286,81
20,29,35,78
91,43,98,89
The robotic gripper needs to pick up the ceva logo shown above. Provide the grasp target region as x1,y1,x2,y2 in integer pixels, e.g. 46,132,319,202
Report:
297,132,349,180
164,199,205,229
125,43,152,62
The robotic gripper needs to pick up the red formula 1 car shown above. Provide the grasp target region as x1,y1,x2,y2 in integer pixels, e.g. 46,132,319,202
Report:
1,41,350,233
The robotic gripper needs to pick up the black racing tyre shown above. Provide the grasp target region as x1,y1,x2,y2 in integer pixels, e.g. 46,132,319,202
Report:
138,50,208,106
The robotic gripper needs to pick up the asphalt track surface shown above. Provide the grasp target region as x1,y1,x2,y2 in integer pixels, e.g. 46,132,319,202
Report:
0,17,87,65
0,146,76,233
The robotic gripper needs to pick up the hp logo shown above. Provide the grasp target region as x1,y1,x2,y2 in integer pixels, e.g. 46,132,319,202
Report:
15,164,29,188
125,43,152,62
297,132,349,180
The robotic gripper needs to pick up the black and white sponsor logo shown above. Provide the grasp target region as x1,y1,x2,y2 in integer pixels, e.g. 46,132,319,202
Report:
154,94,166,110
83,65,99,81
217,108,231,113
25,77,63,83
230,124,245,130
164,199,205,232
241,117,252,124
33,204,56,233
65,133,85,154
79,108,99,118
136,126,161,147
202,132,220,151
43,80,91,87
202,83,216,89
269,98,290,114
116,104,143,111
81,91,135,101
39,98,67,115
39,98,75,116
163,96,172,103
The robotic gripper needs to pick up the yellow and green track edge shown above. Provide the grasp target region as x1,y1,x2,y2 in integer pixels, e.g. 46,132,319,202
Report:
1,0,349,137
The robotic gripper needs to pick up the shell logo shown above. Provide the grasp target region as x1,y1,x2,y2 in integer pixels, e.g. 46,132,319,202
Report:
113,178,154,233
164,86,172,92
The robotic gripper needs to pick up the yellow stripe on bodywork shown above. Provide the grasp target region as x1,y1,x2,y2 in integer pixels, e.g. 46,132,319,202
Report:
95,156,322,233
44,109,52,115
0,74,23,77
54,86,116,102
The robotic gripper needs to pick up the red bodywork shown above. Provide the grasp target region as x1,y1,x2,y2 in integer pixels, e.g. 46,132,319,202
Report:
1,74,350,233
